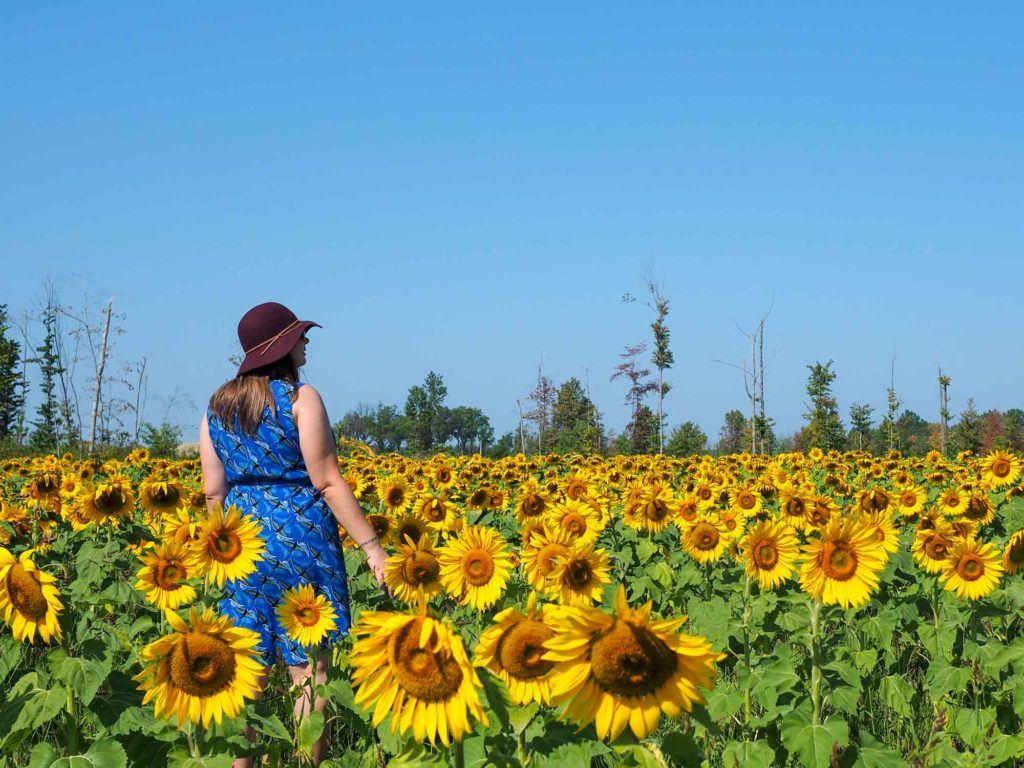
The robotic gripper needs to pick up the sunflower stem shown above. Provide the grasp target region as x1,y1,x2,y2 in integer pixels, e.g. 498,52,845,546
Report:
65,685,78,754
742,569,752,728
808,599,822,727
932,577,944,659
453,739,466,768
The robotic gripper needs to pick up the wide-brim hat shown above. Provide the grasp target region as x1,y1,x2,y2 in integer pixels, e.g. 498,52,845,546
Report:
236,302,321,376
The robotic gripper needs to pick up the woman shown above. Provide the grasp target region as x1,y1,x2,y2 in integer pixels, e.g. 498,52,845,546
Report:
199,302,387,768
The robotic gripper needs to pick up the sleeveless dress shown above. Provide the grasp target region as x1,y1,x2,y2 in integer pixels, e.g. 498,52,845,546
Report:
206,378,351,666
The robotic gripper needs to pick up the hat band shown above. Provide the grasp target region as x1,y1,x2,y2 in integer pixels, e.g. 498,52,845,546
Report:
243,319,303,357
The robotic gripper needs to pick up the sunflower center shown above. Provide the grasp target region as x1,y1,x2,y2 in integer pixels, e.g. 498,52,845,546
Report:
562,514,587,536
168,632,238,696
95,488,127,514
155,561,186,590
692,523,720,551
737,492,756,510
644,500,671,523
965,496,990,520
296,606,320,626
535,543,569,577
396,523,425,546
820,541,858,581
678,502,698,522
152,487,180,507
497,620,555,679
462,549,495,586
992,459,1011,478
957,555,984,582
469,490,489,507
752,540,778,569
388,618,464,702
369,515,390,538
784,498,805,517
520,495,545,517
387,488,405,507
900,492,918,507
422,501,446,522
589,620,678,698
211,531,242,562
563,558,593,590
1009,541,1024,565
402,551,440,585
5,564,49,619
925,535,950,560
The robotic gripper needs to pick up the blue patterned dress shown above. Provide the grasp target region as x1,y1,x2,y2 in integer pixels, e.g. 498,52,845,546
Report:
206,378,351,666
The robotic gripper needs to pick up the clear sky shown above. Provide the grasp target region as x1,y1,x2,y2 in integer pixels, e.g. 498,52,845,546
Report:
4,3,1023,444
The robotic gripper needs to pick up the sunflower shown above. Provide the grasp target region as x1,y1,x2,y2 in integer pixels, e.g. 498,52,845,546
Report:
413,491,458,532
544,585,724,742
135,540,197,610
60,496,96,532
1003,530,1024,575
438,525,512,610
544,543,611,607
739,519,798,590
895,485,927,517
546,498,603,546
162,508,202,546
675,494,700,525
717,509,747,542
522,525,577,590
980,450,1021,488
859,512,900,559
386,534,443,606
961,492,995,526
391,512,434,552
79,476,135,523
623,483,675,533
378,476,412,515
430,461,458,490
475,592,556,705
799,518,887,609
937,488,969,517
804,495,839,530
912,527,956,574
0,547,63,644
139,479,185,519
940,538,1003,600
349,608,487,746
729,487,763,517
680,515,728,564
855,487,892,516
134,606,265,727
277,583,339,647
777,483,812,530
513,481,551,523
187,504,265,587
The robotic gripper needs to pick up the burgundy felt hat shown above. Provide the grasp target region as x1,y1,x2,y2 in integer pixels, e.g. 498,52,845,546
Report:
236,302,321,376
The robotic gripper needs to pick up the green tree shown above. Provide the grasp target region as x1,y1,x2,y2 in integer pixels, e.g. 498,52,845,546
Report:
802,360,846,452
0,305,26,442
335,403,373,444
550,377,603,454
625,405,659,454
666,421,707,457
948,398,983,456
486,431,517,459
896,410,932,456
753,414,777,455
717,410,748,454
367,404,408,453
140,420,184,458
404,371,449,453
647,280,673,453
848,403,875,451
446,406,493,454
1002,408,1024,452
29,309,64,454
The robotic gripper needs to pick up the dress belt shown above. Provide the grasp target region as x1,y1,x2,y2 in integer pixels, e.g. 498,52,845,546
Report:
230,478,314,488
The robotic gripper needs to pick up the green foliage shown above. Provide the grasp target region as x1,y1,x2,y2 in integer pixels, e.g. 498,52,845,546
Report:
138,421,183,458
0,304,26,441
665,420,707,456
550,377,603,454
404,371,449,453
803,360,846,451
29,308,64,454
949,398,983,456
718,409,748,454
848,403,875,451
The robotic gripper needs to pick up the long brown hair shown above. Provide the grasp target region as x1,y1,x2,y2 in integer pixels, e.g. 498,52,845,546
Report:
209,357,300,436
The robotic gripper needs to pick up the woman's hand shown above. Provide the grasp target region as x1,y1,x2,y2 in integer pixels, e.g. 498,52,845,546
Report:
363,542,389,594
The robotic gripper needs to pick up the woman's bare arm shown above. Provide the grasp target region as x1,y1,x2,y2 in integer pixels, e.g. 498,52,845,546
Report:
294,384,387,585
199,413,228,514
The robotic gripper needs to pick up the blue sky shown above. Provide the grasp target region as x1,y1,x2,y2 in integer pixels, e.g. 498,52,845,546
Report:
4,3,1022,443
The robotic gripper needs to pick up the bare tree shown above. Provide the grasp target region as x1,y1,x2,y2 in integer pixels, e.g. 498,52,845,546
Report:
611,343,659,453
713,302,776,454
525,361,557,453
938,364,951,455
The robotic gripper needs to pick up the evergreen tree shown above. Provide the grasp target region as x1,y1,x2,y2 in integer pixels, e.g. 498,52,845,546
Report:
948,398,983,456
0,305,26,442
802,360,846,451
848,403,875,451
1002,409,1024,452
718,410,748,454
550,377,603,454
753,414,777,455
626,404,659,454
29,309,64,454
665,421,707,457
896,410,932,456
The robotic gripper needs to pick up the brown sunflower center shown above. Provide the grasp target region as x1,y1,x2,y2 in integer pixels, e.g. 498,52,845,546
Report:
497,620,555,680
5,564,49,619
401,551,440,585
168,632,237,697
1009,540,1024,565
566,482,588,501
692,523,720,551
737,492,756,510
965,496,990,520
991,458,1011,478
784,498,806,517
520,494,546,517
296,605,320,626
562,558,593,590
900,492,919,507
386,488,406,507
421,500,447,522
589,620,678,697
437,468,451,483
369,515,391,538
468,489,489,507
155,560,186,590
210,530,242,562
95,488,127,514
151,486,180,508
752,540,778,569
957,555,984,582
395,523,426,546
924,535,950,560
462,549,495,586
644,500,671,523
388,618,464,701
535,543,569,577
678,502,698,522
562,513,587,536
820,541,858,581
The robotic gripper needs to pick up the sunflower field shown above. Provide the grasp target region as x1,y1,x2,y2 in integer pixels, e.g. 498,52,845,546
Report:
2,447,1024,768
